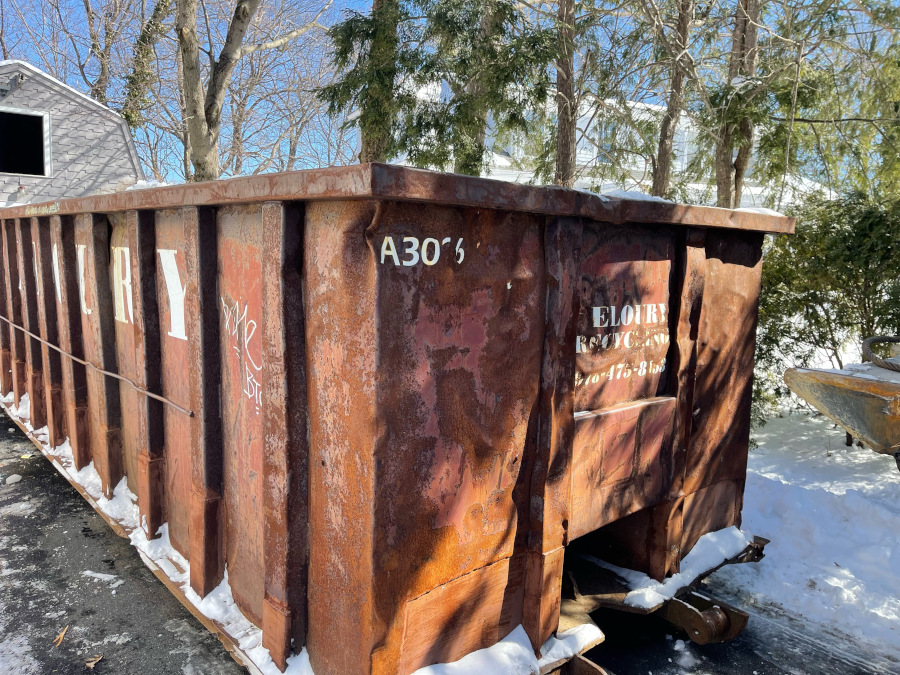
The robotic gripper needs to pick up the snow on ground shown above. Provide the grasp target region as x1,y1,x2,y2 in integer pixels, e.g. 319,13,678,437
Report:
716,412,900,658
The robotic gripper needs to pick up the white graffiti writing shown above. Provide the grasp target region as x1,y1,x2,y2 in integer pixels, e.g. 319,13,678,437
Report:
221,297,262,414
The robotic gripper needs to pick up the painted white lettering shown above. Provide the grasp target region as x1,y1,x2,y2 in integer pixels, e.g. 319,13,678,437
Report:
658,303,667,323
32,245,40,297
401,237,420,266
380,236,400,266
592,306,609,328
645,304,658,324
111,246,134,324
620,305,634,326
158,249,187,340
51,243,62,304
421,238,440,265
76,244,91,315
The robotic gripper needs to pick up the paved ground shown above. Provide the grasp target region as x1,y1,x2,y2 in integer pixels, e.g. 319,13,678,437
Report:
585,596,900,675
2,417,897,675
0,422,245,675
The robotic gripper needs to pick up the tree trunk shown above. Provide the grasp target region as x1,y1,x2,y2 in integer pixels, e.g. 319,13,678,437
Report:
554,0,577,187
359,0,398,163
176,0,263,181
453,2,499,176
123,0,173,128
714,0,760,208
715,125,735,207
651,0,692,198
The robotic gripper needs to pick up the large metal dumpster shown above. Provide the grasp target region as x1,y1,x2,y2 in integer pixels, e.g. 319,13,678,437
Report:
0,164,793,675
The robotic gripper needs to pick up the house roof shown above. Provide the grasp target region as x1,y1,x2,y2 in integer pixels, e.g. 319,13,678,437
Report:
0,60,144,181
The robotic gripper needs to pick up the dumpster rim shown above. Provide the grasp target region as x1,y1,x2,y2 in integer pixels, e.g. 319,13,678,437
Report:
0,163,795,235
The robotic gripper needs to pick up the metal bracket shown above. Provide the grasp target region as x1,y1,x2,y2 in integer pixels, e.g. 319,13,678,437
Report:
658,589,749,644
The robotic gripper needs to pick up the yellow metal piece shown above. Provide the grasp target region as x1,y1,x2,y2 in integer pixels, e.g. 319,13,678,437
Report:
784,368,900,454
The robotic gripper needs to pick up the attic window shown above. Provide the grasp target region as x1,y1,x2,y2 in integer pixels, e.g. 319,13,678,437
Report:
0,110,49,176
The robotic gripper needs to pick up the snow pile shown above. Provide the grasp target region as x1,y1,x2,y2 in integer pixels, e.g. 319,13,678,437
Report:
601,189,673,203
734,206,786,217
414,624,603,675
716,413,900,657
125,179,170,191
10,393,29,421
585,527,752,610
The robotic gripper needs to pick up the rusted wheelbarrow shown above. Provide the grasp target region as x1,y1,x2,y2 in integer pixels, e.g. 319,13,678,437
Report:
785,336,900,471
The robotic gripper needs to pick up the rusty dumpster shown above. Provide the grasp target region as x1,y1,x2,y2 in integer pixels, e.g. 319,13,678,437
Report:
0,164,794,675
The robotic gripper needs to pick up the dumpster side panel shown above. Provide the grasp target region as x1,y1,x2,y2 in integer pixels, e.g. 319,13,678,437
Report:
17,219,47,429
3,219,27,406
370,203,545,673
109,216,142,493
569,396,676,539
51,214,90,468
155,209,193,557
681,478,742,555
75,213,123,498
128,210,167,540
260,201,309,668
574,224,673,412
684,231,763,497
217,204,267,624
522,216,581,650
305,199,379,675
32,216,67,448
0,221,10,397
185,206,226,598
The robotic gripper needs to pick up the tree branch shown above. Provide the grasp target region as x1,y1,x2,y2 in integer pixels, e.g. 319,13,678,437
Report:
239,0,333,57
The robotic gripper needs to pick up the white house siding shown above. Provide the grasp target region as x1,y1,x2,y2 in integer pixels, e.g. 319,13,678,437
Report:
0,61,143,206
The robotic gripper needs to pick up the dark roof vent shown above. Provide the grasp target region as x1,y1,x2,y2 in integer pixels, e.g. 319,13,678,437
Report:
0,73,25,99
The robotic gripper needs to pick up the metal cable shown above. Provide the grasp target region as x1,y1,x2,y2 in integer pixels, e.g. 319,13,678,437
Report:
862,335,900,373
0,314,194,417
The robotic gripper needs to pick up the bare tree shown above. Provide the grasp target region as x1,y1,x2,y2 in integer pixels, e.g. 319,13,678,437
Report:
175,0,330,181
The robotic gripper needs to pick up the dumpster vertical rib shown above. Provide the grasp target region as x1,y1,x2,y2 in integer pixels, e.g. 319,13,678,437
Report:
76,212,124,498
0,221,11,397
523,216,583,650
2,219,26,407
305,200,378,675
260,201,309,670
680,231,764,555
185,205,225,597
51,214,91,468
129,209,166,539
18,218,47,429
32,216,67,447
645,227,706,580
